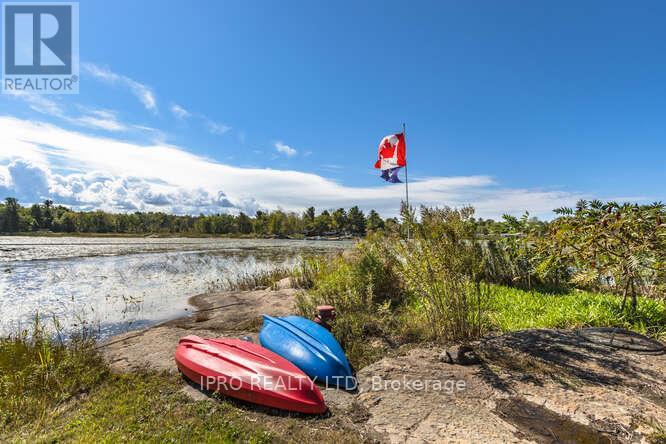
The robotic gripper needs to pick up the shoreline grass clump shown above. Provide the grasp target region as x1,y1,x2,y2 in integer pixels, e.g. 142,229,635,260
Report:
207,266,292,292
0,316,107,429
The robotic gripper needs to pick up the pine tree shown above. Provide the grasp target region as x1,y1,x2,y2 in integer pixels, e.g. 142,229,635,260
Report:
347,206,366,236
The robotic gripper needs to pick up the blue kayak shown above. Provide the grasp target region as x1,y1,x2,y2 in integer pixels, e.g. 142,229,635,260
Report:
259,315,355,390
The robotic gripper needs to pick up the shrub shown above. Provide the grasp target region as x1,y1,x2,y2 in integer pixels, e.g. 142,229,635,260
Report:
538,200,666,310
396,206,490,341
483,213,571,291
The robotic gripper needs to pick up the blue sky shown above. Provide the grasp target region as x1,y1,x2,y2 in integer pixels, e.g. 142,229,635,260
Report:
1,0,664,218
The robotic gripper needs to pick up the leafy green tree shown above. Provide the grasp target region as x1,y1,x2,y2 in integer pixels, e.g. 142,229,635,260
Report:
52,211,74,232
253,211,269,235
19,212,37,231
331,208,347,233
268,210,286,235
303,207,316,234
312,210,332,235
0,197,394,239
237,212,253,234
284,212,303,235
195,214,211,233
42,199,54,229
384,217,400,234
30,204,43,229
3,198,20,232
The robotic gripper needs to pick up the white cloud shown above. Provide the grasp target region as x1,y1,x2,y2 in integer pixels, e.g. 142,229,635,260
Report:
7,92,128,132
0,116,602,218
0,159,50,201
170,104,230,135
7,91,64,116
82,63,157,112
81,64,233,136
205,119,231,135
275,141,297,157
170,103,190,119
0,159,248,214
70,109,127,132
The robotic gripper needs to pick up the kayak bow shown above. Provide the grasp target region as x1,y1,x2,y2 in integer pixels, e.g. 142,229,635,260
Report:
259,315,355,390
175,335,326,414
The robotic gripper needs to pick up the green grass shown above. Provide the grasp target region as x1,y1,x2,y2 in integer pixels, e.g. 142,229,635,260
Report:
0,320,272,443
486,285,666,338
7,372,272,443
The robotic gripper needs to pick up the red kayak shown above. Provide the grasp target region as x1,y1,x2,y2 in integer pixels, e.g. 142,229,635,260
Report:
174,335,326,414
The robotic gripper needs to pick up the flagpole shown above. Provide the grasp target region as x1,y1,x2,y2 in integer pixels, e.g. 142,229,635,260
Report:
403,122,410,240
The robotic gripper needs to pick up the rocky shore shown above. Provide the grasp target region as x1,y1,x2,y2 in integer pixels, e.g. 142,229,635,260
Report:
101,281,666,443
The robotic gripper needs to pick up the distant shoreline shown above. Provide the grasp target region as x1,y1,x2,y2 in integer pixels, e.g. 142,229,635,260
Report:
0,232,357,241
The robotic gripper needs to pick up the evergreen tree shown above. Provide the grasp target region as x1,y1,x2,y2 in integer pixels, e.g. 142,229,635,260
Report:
366,209,384,232
347,206,366,236
0,197,395,238
304,207,315,223
331,208,347,233
303,206,316,234
253,210,269,235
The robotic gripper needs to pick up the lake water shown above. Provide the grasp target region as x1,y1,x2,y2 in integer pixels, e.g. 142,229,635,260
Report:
0,237,351,338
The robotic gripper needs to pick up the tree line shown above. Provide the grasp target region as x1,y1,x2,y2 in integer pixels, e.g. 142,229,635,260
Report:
0,197,399,237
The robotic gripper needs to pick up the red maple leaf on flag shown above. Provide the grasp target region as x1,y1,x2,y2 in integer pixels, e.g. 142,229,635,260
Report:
374,133,406,170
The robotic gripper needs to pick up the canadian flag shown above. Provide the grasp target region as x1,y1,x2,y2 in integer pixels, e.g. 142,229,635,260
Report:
374,133,406,183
